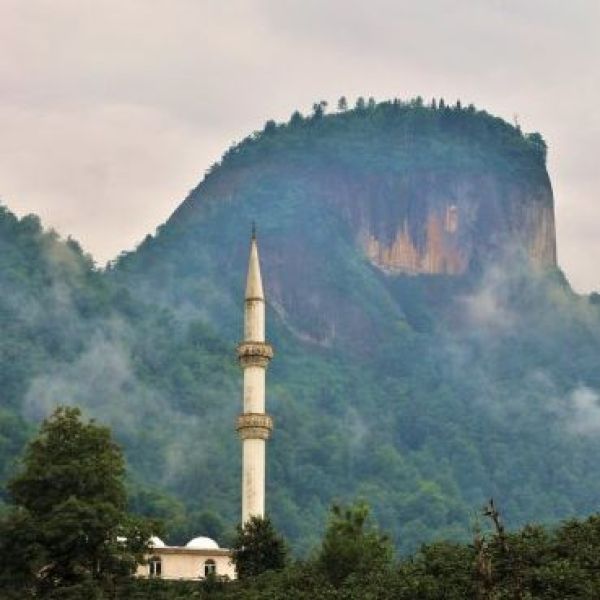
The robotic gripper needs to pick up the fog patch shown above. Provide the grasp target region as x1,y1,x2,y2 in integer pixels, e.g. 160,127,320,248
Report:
458,263,517,332
22,320,160,436
567,386,600,435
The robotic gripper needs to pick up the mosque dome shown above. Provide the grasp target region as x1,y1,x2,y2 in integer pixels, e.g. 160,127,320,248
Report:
185,536,219,550
150,536,166,548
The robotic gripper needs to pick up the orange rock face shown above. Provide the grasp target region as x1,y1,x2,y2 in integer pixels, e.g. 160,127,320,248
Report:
364,206,469,275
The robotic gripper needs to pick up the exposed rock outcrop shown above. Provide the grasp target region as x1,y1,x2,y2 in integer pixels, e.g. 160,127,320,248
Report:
137,101,558,347
327,172,557,276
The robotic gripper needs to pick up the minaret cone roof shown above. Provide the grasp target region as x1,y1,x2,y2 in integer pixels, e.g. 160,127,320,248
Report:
245,234,264,300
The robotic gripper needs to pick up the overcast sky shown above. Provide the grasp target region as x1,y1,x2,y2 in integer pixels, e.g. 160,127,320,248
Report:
1,0,598,292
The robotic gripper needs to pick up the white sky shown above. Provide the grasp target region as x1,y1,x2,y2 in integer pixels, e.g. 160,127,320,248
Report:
0,0,598,292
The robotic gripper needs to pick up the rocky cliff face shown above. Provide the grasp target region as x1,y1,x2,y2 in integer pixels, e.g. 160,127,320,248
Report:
360,183,556,275
121,101,558,348
313,171,557,276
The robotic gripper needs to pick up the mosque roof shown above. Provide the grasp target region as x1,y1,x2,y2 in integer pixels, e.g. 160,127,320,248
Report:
185,536,220,550
150,535,166,548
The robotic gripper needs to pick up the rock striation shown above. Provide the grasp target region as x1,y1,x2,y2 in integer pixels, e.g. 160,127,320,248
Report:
350,175,557,275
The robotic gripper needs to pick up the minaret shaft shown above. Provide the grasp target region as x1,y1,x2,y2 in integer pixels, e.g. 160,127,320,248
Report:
242,439,266,524
237,235,273,524
244,300,265,341
243,367,265,413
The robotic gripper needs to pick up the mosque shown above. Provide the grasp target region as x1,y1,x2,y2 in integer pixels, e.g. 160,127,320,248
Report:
136,231,273,581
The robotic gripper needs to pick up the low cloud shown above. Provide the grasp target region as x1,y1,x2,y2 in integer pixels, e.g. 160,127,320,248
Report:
459,264,517,332
567,386,600,436
23,322,159,431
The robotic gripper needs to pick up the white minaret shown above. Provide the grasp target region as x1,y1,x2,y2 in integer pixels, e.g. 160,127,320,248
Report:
236,228,273,524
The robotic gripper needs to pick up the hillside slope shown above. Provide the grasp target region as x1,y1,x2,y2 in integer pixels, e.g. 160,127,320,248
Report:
0,206,238,542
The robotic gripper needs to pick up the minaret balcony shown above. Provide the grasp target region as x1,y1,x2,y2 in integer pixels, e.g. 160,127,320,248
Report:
237,341,274,367
236,413,273,440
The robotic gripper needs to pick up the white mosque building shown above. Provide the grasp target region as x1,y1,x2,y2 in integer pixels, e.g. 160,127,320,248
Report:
137,535,236,581
137,231,273,581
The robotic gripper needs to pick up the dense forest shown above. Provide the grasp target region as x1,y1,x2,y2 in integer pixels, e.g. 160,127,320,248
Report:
0,98,599,558
3,406,600,599
119,510,600,600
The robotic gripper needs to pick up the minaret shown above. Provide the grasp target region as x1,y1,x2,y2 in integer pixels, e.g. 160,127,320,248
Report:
236,227,273,524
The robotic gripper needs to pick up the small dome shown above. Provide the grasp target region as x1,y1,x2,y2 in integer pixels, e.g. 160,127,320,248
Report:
150,536,166,548
185,536,219,550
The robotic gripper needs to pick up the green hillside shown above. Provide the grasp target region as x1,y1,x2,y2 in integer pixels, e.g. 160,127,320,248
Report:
0,206,238,541
1,99,600,554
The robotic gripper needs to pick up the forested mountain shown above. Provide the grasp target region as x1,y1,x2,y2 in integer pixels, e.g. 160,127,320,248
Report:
0,206,237,543
1,99,600,554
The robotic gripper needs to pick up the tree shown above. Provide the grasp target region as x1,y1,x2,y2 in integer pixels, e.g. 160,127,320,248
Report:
525,132,547,163
0,406,154,597
289,110,303,126
312,100,328,119
337,96,348,111
263,119,277,134
317,502,393,585
231,516,288,579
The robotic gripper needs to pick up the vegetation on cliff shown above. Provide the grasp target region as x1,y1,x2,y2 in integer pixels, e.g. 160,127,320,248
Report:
211,96,547,183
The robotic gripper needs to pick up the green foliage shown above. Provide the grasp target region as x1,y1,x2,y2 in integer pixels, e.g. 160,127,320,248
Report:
208,95,547,182
9,406,126,512
112,512,600,599
317,501,393,585
231,515,288,579
0,407,153,596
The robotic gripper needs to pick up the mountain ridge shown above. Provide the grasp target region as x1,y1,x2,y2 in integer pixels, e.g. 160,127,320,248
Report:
1,99,599,555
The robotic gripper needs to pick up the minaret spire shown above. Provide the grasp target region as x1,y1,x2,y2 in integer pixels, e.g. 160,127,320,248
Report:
236,227,273,524
245,230,264,305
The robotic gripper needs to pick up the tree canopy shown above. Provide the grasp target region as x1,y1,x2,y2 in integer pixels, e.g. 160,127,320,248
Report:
115,507,600,599
231,515,288,579
0,406,153,597
317,502,393,585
